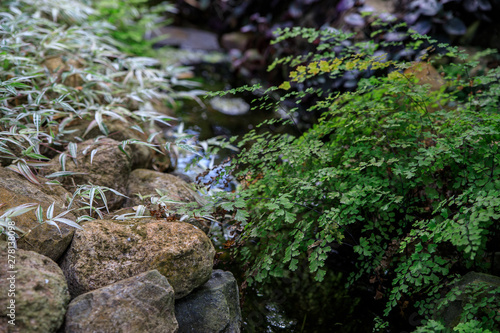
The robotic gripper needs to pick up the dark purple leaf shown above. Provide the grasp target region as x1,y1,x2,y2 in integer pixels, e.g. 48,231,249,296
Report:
344,70,359,81
384,32,407,41
464,0,478,11
396,49,416,59
379,13,397,22
411,19,432,35
478,0,492,10
443,17,466,35
373,50,389,62
478,12,492,22
418,0,442,16
344,13,365,27
337,0,355,12
241,24,256,33
359,5,375,13
289,4,302,18
344,80,358,89
404,11,421,25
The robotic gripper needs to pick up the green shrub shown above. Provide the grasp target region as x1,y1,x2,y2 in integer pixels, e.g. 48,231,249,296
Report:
89,0,177,57
203,25,500,330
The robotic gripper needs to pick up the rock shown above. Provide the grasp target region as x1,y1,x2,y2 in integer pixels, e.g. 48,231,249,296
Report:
151,26,221,51
209,97,250,116
60,219,215,299
0,242,70,333
403,62,446,92
110,206,211,234
0,167,77,261
61,119,157,170
64,270,178,333
175,270,242,333
434,272,500,328
220,32,253,52
44,138,131,210
124,169,197,208
43,55,84,87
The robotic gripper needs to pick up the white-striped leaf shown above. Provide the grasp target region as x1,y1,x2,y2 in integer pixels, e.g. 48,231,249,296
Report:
35,205,43,223
1,203,37,218
45,171,86,178
52,218,83,230
68,142,78,160
47,202,55,219
90,149,98,164
45,220,62,236
59,153,67,171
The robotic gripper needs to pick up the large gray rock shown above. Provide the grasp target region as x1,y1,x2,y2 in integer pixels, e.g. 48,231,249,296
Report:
44,138,131,210
64,270,178,333
0,167,78,261
60,219,215,299
0,242,70,333
175,270,242,333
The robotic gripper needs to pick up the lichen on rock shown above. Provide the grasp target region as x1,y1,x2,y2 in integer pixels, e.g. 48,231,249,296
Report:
0,167,77,261
60,219,215,299
0,242,70,333
64,270,178,333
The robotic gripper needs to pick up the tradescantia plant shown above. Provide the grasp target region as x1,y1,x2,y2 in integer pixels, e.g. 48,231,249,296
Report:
201,23,500,330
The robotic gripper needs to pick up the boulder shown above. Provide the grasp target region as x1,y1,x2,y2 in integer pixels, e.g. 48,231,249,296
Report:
60,219,215,299
0,242,70,333
64,270,178,333
110,206,210,234
61,119,157,170
124,169,197,208
0,167,78,261
44,138,131,210
175,270,242,333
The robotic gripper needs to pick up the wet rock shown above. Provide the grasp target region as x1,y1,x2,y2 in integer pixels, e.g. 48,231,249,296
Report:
124,168,197,208
209,97,250,116
44,138,131,210
0,167,77,261
151,26,221,51
0,242,70,333
434,272,500,328
64,270,178,333
175,270,242,333
60,219,215,299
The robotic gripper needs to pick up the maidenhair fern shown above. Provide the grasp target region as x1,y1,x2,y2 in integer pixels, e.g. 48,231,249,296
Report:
204,22,500,331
